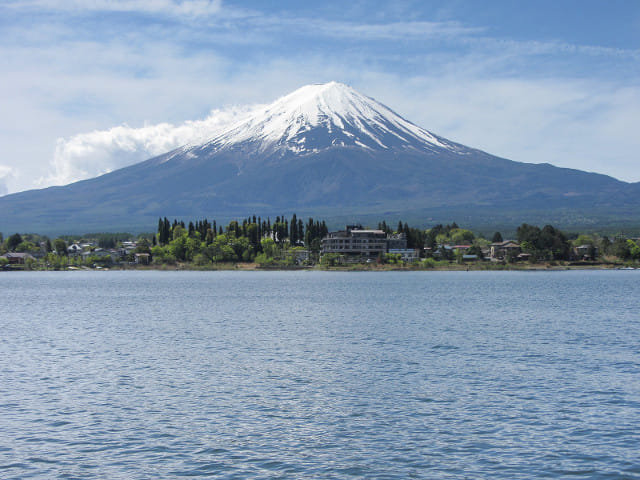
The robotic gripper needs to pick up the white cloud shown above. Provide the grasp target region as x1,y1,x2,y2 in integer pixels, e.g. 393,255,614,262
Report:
5,0,223,18
0,165,15,196
255,18,484,41
39,105,259,188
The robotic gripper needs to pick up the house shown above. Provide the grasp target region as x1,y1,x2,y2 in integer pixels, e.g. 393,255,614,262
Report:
291,249,309,265
2,252,36,264
67,243,83,255
432,245,453,258
490,240,521,260
575,244,598,260
388,248,421,262
117,247,137,259
135,253,150,264
81,249,113,263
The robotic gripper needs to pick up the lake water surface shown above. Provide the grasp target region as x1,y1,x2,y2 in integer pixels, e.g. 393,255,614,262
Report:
1,270,639,479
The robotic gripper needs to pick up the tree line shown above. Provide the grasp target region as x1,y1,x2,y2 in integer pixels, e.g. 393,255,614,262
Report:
2,216,640,269
150,214,329,265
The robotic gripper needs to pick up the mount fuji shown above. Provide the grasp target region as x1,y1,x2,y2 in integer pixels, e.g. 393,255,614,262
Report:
1,82,639,234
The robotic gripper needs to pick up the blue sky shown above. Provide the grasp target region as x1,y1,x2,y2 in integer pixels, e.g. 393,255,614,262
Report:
0,0,638,195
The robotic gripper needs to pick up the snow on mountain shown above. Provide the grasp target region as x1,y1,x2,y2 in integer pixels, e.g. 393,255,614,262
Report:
188,82,468,157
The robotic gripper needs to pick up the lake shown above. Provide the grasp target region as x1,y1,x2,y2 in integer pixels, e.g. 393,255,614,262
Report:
1,270,639,479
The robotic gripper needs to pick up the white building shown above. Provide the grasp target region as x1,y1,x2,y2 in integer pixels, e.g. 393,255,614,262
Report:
321,225,411,259
388,248,420,262
321,225,388,258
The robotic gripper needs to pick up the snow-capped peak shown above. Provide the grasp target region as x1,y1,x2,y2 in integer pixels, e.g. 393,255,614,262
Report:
192,81,465,156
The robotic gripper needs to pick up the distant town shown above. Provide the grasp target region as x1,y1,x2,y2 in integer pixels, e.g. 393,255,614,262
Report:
2,215,640,271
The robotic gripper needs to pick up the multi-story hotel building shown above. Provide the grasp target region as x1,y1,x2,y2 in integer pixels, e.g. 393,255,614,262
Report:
321,225,406,258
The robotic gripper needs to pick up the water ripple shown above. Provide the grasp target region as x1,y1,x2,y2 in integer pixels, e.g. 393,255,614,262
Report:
0,270,639,479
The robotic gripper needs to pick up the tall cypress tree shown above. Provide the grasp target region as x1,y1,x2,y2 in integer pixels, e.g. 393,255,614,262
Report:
290,214,298,245
164,218,171,244
298,219,304,245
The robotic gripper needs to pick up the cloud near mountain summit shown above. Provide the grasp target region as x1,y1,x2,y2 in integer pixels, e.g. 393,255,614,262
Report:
0,165,14,196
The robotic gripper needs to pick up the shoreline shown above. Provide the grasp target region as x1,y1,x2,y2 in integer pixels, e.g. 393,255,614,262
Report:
3,261,635,273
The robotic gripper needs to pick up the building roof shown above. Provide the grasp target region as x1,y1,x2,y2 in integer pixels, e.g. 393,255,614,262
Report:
491,240,520,247
3,252,35,259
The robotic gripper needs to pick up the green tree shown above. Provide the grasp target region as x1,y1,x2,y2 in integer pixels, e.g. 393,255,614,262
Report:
86,254,112,266
255,252,275,266
54,238,68,256
169,235,188,261
450,228,474,245
290,213,298,245
226,220,239,238
320,253,342,266
135,238,152,255
435,233,449,246
517,223,570,260
7,233,23,251
173,225,185,241
492,232,503,243
206,234,238,262
24,256,37,270
298,219,304,245
384,253,403,264
611,237,631,259
151,245,175,264
246,223,259,252
16,241,38,253
260,237,277,258
573,234,594,246
185,237,202,261
310,238,321,255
